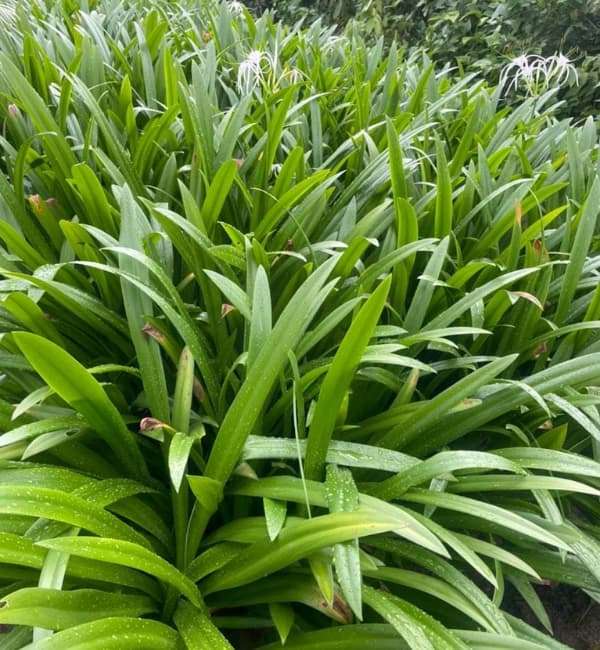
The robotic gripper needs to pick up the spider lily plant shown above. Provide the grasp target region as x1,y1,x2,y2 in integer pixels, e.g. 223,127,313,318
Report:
0,1,598,649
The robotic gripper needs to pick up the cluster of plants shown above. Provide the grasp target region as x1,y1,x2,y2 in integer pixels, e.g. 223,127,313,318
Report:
260,0,600,117
0,0,599,648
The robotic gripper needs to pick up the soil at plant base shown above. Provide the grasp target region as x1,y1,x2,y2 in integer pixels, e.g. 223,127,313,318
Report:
508,583,600,649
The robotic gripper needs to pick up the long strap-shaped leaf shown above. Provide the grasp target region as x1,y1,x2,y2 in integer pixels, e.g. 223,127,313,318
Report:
257,624,406,649
373,353,517,449
555,176,600,324
0,587,155,630
304,276,391,480
401,489,568,551
326,465,362,619
201,510,405,594
363,586,465,650
0,54,77,194
226,475,445,553
36,537,202,607
242,435,417,473
0,532,160,598
203,257,339,484
407,352,600,454
74,260,219,413
20,617,179,649
118,185,170,423
0,486,149,547
12,333,147,479
174,601,233,650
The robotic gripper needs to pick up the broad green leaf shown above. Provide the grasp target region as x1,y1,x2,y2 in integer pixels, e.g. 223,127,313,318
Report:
0,486,148,547
242,436,417,474
174,600,233,650
374,355,517,449
305,276,391,480
0,587,155,630
202,511,407,594
325,465,362,619
20,617,179,649
36,537,202,607
226,476,446,554
362,587,436,650
117,184,170,423
269,602,295,645
263,498,287,542
556,176,600,324
402,489,569,550
12,333,147,479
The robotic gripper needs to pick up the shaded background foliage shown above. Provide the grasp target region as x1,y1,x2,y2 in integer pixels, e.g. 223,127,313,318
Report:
252,0,600,116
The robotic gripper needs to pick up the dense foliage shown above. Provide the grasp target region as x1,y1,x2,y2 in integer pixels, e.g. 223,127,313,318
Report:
0,0,599,648
261,0,600,116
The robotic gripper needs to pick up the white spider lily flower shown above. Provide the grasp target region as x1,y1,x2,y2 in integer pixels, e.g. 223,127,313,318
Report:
228,1,245,16
283,67,303,84
500,53,578,97
237,50,274,95
546,53,578,86
499,54,546,94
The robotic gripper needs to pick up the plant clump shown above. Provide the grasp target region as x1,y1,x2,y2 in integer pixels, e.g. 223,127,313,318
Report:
0,1,598,648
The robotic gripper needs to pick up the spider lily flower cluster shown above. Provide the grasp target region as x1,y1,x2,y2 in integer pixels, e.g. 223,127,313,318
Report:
237,49,275,95
500,53,578,96
228,0,245,16
236,48,301,95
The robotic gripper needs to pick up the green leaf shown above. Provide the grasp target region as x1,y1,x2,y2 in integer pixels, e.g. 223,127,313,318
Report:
0,587,155,630
305,276,391,480
204,271,252,320
0,530,160,598
19,617,179,649
12,333,147,479
242,436,416,474
188,475,223,514
248,266,272,370
374,355,517,449
403,237,449,333
0,486,148,546
201,160,238,235
202,257,338,491
362,588,435,650
507,573,551,633
36,537,202,607
202,510,409,594
325,465,362,619
263,498,287,542
433,139,453,238
269,602,295,645
257,625,404,649
556,176,600,324
372,450,523,500
169,346,198,502
118,184,170,423
169,432,198,493
401,490,569,551
174,600,233,650
424,268,538,331
227,476,446,554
